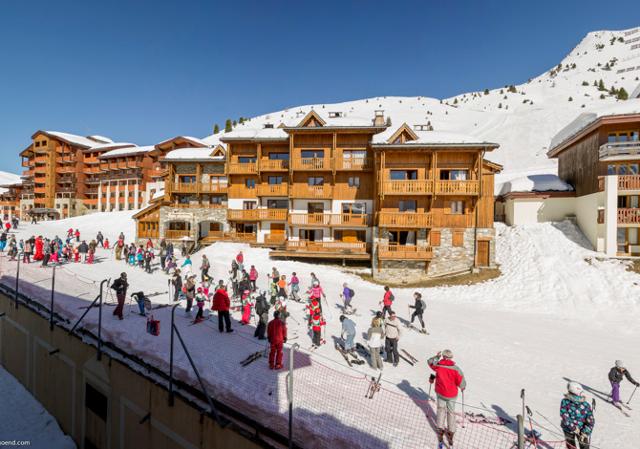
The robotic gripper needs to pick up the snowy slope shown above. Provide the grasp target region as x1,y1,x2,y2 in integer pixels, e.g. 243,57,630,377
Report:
0,170,21,193
203,26,640,180
0,366,75,449
3,212,640,448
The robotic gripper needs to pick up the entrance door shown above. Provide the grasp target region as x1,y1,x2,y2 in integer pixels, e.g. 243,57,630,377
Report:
477,240,490,267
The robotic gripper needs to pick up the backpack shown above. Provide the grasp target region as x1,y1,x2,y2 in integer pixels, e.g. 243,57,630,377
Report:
419,299,426,310
389,293,395,302
348,288,355,298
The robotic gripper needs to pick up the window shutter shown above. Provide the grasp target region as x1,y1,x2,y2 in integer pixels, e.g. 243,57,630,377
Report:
430,230,441,246
452,229,464,247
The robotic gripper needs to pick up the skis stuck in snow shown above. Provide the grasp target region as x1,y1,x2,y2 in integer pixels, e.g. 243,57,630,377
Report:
366,373,382,399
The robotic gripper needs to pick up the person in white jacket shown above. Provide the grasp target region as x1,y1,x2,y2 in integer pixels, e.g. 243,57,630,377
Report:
366,317,385,371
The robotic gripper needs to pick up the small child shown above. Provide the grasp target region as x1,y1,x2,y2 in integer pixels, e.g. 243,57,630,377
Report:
241,291,253,325
103,238,109,249
87,248,94,264
193,288,207,323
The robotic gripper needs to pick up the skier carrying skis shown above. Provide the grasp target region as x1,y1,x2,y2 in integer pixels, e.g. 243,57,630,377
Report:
560,382,594,449
408,291,427,333
380,285,394,318
340,315,356,352
341,282,355,313
427,350,466,449
609,360,639,407
212,281,233,333
267,310,287,370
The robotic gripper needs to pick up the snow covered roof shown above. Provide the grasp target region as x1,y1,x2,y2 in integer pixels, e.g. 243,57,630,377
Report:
372,125,498,148
156,136,207,147
281,109,380,128
201,133,222,146
99,145,155,159
220,127,289,141
495,174,574,196
549,99,640,155
87,135,113,144
163,147,225,161
0,171,22,193
84,142,136,152
39,131,107,148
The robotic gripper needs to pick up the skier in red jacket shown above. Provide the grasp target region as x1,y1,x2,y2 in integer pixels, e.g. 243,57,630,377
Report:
428,349,466,449
267,311,287,369
211,282,233,333
380,285,394,318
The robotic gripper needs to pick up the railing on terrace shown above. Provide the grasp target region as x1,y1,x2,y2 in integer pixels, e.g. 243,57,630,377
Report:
259,158,289,171
228,185,258,198
381,180,433,195
288,213,370,227
618,208,640,224
165,229,192,239
168,203,227,209
228,209,288,221
201,231,256,243
256,183,288,196
228,159,258,174
285,239,369,253
335,158,372,170
435,180,480,195
290,184,333,198
618,175,640,191
291,158,331,170
599,141,640,159
264,234,286,245
377,243,433,260
378,212,433,228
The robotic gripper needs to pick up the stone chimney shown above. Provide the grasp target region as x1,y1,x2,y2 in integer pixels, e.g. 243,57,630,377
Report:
373,110,385,127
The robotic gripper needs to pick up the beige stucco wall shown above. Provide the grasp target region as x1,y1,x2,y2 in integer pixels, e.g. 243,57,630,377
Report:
505,197,576,226
575,191,605,251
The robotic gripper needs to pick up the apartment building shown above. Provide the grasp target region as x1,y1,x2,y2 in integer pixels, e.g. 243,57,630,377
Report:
547,103,640,256
0,178,23,219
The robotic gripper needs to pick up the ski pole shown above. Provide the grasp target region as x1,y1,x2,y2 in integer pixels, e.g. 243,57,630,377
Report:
628,385,638,405
461,390,466,428
525,406,538,449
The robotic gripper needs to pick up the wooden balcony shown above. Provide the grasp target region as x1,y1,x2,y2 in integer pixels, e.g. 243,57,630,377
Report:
228,158,258,174
285,240,369,254
381,180,433,195
618,175,640,191
335,158,372,171
228,185,257,198
289,213,370,227
290,184,333,199
378,212,433,228
618,208,640,225
291,158,331,171
168,203,226,209
259,158,289,171
257,183,288,196
34,156,47,164
435,180,480,195
228,209,288,221
264,234,286,246
165,229,192,239
171,183,228,194
377,244,433,260
200,231,256,244
599,141,640,160
57,167,76,174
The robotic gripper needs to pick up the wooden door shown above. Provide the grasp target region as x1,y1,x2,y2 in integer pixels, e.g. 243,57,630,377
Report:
271,223,285,236
477,240,490,267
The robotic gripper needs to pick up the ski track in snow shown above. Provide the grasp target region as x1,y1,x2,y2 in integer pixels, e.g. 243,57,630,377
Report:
1,213,639,448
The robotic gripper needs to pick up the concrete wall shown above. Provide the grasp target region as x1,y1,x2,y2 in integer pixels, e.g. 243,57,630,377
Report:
505,197,576,226
0,296,265,449
575,191,605,251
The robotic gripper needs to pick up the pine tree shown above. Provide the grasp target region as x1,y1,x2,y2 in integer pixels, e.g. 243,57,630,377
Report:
617,88,629,100
232,120,237,127
224,119,232,132
483,89,489,95
598,79,605,91
454,98,458,104
213,124,220,134
239,117,245,125
582,81,589,86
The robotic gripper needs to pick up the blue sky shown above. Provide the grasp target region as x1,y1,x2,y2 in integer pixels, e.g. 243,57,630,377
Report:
0,0,638,173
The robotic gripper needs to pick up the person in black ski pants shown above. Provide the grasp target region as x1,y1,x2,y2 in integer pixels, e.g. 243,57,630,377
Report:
409,292,427,333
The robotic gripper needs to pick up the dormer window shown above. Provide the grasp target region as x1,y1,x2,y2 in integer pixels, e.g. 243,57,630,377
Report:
328,111,343,118
263,123,274,129
413,125,429,131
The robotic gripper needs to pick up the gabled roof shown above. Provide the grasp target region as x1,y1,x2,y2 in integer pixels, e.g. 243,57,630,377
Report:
163,146,226,161
297,110,326,127
372,128,499,149
31,131,114,149
156,136,208,149
385,123,419,144
99,145,155,159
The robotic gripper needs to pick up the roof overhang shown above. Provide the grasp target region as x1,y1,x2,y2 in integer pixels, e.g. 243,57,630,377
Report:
371,143,499,150
497,190,576,201
283,126,387,134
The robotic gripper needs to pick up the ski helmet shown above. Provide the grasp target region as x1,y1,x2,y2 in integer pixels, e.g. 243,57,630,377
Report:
567,381,583,396
442,349,454,359
615,360,625,368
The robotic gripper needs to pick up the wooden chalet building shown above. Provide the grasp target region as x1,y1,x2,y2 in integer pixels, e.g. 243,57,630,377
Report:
0,180,24,219
547,104,640,256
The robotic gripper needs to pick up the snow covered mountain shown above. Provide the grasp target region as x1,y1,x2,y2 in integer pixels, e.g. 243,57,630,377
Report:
204,26,640,180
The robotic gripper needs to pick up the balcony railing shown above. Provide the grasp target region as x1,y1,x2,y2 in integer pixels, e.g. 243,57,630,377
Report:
291,158,331,171
200,231,256,243
435,180,480,195
228,185,257,198
618,175,640,191
290,184,333,198
377,244,433,260
285,240,368,253
168,202,226,209
378,212,433,228
228,159,258,174
172,183,228,194
618,208,640,224
335,158,372,171
382,180,433,195
599,141,640,160
289,213,370,227
264,234,286,245
228,209,288,221
165,229,192,239
259,158,289,171
257,183,288,196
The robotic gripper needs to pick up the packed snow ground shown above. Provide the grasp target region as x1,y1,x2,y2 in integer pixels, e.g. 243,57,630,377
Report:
3,212,640,448
0,365,75,449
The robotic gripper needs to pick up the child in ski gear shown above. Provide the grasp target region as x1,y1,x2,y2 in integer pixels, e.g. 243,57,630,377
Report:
340,315,357,352
428,349,466,448
560,382,594,449
308,281,326,309
367,317,385,371
341,283,355,312
310,312,325,347
277,275,287,298
254,292,269,340
267,311,287,369
384,312,401,366
184,275,196,314
194,288,207,322
409,292,427,333
241,292,253,325
609,360,639,406
111,272,129,320
249,265,258,291
381,285,394,318
307,298,321,326
212,282,233,333
289,272,300,301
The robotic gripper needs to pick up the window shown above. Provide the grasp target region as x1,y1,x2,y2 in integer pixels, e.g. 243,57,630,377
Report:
301,150,324,158
630,227,639,245
608,164,617,175
450,200,464,214
388,230,416,245
617,228,627,253
334,230,366,242
430,230,441,246
342,202,366,214
342,150,367,168
268,153,289,160
608,131,640,142
239,156,257,163
398,200,417,212
242,201,257,210
307,202,324,213
452,230,464,247
307,177,324,186
348,176,360,187
245,178,256,188
620,165,629,175
440,170,468,180
631,164,639,175
209,196,223,205
179,175,196,184
300,229,323,241
85,384,108,421
268,176,283,185
267,199,288,209
390,170,417,180
35,141,40,147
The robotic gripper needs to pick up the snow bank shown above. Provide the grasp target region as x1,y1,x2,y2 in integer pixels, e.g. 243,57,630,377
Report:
495,174,574,196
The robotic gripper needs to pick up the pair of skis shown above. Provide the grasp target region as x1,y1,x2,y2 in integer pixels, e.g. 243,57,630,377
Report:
240,351,263,367
464,412,511,426
366,373,382,399
335,343,365,367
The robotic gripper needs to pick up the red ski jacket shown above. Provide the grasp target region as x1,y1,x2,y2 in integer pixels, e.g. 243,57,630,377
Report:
212,289,230,311
383,290,394,307
267,319,287,344
428,357,466,399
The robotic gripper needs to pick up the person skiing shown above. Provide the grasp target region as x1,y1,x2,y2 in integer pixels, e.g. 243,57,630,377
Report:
340,315,356,352
267,311,287,370
111,272,129,320
181,255,193,274
367,317,385,371
561,382,595,449
171,270,183,302
408,291,427,333
427,350,466,449
380,285,394,318
193,288,207,323
159,240,167,270
307,298,321,326
310,311,325,348
249,265,258,291
200,254,210,282
609,360,639,407
289,271,300,301
341,282,355,313
271,267,280,286
254,291,269,340
212,281,233,333
96,231,104,247
308,280,326,309
184,274,196,315
277,275,287,298
384,312,401,366
240,292,253,325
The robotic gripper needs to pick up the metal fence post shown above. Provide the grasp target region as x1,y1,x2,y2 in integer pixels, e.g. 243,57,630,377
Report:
517,414,524,449
287,343,299,449
49,265,56,331
14,254,20,309
168,303,180,407
97,278,108,361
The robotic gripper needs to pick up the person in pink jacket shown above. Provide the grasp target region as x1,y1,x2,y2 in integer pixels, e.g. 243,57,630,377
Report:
249,265,258,291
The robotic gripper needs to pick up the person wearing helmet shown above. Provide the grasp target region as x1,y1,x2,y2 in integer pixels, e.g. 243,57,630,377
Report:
427,349,466,449
193,287,207,324
111,272,129,320
561,382,594,449
267,310,287,370
609,360,639,407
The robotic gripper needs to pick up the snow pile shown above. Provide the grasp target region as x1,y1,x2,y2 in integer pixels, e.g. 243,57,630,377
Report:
495,174,574,195
0,171,22,193
164,148,224,160
0,366,75,449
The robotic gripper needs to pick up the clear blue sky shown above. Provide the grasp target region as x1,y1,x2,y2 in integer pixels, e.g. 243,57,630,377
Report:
1,0,638,173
